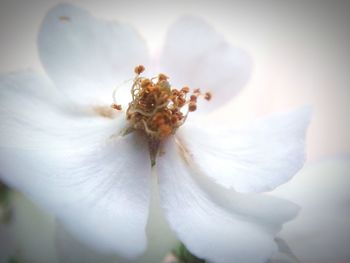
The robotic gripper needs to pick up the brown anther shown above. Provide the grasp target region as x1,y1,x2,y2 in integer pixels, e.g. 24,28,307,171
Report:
181,86,190,93
172,89,179,96
147,85,156,92
204,92,212,101
155,118,165,125
159,124,172,137
193,88,201,94
189,102,197,112
171,115,179,124
134,65,145,75
124,65,212,165
153,113,165,125
111,103,122,111
154,86,160,93
161,94,170,101
190,94,197,102
177,97,186,107
141,79,152,88
158,73,168,81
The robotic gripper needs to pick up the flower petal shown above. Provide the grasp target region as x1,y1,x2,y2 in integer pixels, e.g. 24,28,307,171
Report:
272,158,350,262
160,16,252,113
157,138,279,263
0,72,151,258
177,107,311,193
38,3,149,106
189,167,300,236
268,238,300,263
55,174,178,263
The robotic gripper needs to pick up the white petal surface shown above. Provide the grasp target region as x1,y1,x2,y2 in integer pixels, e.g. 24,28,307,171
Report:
157,138,279,263
191,169,300,236
0,73,151,258
160,16,252,113
177,107,311,193
272,158,350,262
267,238,300,263
55,173,178,263
38,3,149,106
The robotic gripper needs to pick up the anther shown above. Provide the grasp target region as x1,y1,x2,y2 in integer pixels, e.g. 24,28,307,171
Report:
177,97,186,107
171,115,179,124
181,86,190,93
141,79,152,88
111,103,122,110
134,65,145,75
193,88,201,94
159,124,172,137
158,73,168,81
204,92,212,101
189,102,197,112
190,95,197,102
172,89,179,96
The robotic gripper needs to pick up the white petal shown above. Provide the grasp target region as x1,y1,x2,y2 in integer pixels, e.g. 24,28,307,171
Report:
177,107,312,193
271,158,350,262
0,73,151,258
157,138,279,263
38,3,149,106
267,238,300,263
55,174,178,263
160,16,252,113
191,167,300,236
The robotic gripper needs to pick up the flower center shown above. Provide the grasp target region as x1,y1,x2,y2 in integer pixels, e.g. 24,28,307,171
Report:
111,65,211,166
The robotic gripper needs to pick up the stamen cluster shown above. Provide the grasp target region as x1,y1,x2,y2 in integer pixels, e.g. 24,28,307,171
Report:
112,65,211,140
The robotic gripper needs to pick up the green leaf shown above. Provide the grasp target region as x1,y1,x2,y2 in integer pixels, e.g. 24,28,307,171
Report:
0,181,13,223
173,243,206,263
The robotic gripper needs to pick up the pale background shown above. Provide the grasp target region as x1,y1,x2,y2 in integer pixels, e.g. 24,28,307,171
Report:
1,0,350,161
1,1,350,262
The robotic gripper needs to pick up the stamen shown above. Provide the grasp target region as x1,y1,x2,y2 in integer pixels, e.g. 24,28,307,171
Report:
111,103,122,111
188,102,197,112
134,65,145,75
181,86,190,93
190,94,197,102
158,73,168,81
111,78,133,104
111,65,211,165
204,92,212,101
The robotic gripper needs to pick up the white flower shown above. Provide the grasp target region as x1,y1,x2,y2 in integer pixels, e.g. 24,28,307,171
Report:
0,4,311,263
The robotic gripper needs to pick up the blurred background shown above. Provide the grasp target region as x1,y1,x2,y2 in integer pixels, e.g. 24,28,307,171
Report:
0,0,349,263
